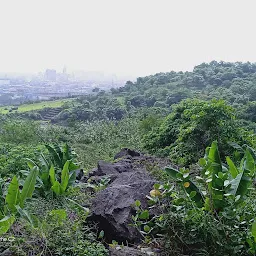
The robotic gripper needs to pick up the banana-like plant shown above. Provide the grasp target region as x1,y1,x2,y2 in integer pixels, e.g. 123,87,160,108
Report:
165,141,256,212
27,158,78,196
45,143,78,170
165,167,204,207
0,167,38,234
25,143,79,196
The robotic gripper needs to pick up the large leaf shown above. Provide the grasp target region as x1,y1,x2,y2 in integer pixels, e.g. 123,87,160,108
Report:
0,215,15,235
54,144,62,161
20,167,39,208
5,176,20,214
39,153,50,181
39,154,51,188
244,149,254,170
165,166,180,180
252,221,256,242
62,143,71,165
228,142,244,153
228,171,252,198
61,160,70,191
49,165,56,186
165,167,204,207
45,145,62,169
208,141,222,174
244,149,255,176
39,153,49,169
26,158,37,170
246,146,256,161
15,205,39,228
226,156,239,178
51,181,63,195
68,171,77,187
69,161,80,171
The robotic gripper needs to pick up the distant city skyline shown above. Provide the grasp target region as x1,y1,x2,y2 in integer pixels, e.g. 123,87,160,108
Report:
1,0,256,77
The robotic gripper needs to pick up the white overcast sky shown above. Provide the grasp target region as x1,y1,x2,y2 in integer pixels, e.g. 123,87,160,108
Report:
0,0,256,76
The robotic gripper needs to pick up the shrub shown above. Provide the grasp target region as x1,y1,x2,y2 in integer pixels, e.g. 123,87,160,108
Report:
133,142,256,255
143,99,254,165
3,202,108,256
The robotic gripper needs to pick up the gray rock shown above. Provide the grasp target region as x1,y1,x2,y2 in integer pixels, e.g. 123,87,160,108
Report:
89,162,156,243
109,246,145,256
114,148,141,160
89,160,133,177
75,169,84,180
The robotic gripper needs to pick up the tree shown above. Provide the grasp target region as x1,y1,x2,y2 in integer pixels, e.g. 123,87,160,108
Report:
143,99,253,165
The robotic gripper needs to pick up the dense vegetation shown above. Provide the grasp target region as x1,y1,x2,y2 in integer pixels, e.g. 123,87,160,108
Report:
0,61,255,255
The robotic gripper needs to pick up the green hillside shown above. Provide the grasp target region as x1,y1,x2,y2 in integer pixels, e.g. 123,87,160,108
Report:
0,61,255,255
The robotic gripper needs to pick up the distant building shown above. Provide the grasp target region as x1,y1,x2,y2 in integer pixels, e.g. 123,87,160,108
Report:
44,69,56,81
57,66,69,82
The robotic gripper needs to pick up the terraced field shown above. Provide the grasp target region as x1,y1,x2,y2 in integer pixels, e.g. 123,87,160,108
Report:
0,99,73,114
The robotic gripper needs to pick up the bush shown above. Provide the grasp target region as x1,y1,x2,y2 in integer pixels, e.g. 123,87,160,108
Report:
0,120,41,145
133,142,256,255
0,144,43,177
2,198,108,256
143,99,254,165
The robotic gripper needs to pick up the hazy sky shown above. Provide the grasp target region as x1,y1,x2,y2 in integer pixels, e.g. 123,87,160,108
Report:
0,0,256,76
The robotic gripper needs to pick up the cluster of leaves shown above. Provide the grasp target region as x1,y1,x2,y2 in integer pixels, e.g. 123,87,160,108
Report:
133,142,256,255
143,98,254,165
0,166,38,235
0,119,42,145
0,143,43,177
0,143,108,255
0,199,107,256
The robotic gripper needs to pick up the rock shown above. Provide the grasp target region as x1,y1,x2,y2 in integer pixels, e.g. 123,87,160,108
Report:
90,160,133,177
75,169,84,180
109,246,144,256
89,154,156,243
114,148,141,160
109,246,158,256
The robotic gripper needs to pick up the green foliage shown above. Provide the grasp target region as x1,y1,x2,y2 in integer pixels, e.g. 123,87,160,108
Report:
0,144,42,177
0,120,41,145
71,118,143,171
5,176,20,213
45,143,78,170
3,200,107,256
20,167,39,208
0,167,38,234
144,99,254,165
133,142,256,255
26,144,79,196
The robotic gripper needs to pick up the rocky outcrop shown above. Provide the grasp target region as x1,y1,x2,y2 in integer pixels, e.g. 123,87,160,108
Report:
87,149,164,244
114,148,141,160
109,246,145,256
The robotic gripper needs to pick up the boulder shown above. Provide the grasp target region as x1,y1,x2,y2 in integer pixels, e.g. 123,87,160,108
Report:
114,148,141,160
88,152,157,243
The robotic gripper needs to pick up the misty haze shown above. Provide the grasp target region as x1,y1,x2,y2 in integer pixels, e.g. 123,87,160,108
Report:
0,1,256,256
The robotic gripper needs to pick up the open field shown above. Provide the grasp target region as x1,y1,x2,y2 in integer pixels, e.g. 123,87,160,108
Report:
0,98,73,114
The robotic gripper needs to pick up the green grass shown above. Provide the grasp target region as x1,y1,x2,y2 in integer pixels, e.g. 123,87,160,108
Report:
0,99,73,114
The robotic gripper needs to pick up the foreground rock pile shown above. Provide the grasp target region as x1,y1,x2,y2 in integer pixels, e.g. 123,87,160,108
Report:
85,148,169,255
